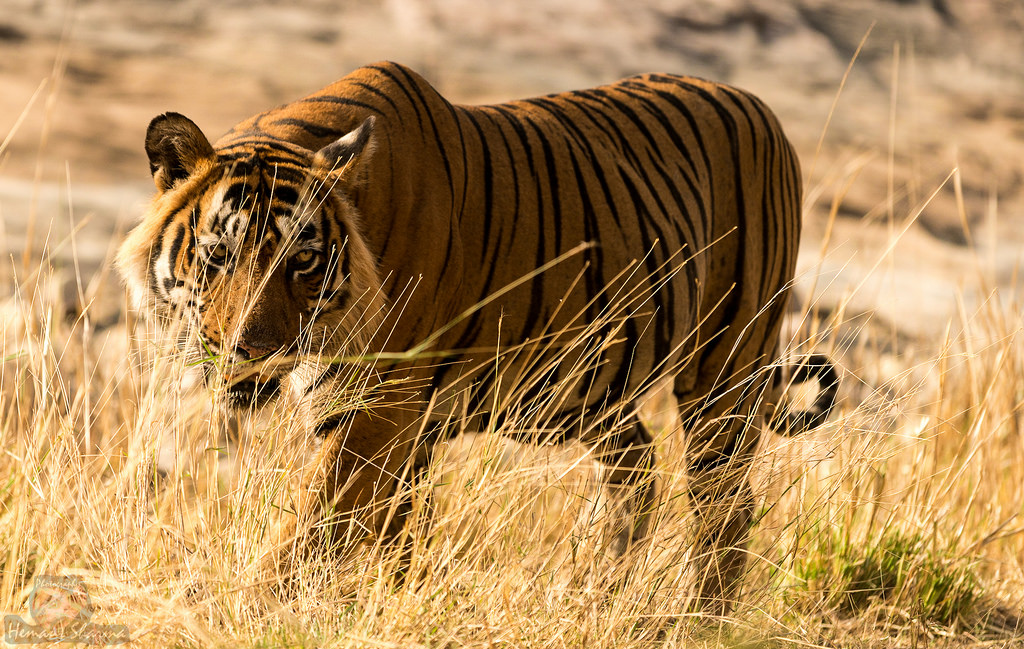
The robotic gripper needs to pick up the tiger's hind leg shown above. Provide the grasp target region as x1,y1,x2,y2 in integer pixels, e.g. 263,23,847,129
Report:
578,412,658,561
678,392,762,615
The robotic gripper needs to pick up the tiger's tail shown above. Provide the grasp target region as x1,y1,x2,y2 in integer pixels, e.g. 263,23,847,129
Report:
768,354,839,436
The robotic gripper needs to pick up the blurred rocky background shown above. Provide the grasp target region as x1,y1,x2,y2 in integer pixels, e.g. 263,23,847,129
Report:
1,0,1023,336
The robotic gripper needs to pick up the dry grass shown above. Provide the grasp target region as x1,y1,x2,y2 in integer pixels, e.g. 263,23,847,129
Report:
3,64,1024,649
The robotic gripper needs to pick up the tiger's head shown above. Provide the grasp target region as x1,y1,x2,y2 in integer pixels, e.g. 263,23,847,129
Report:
117,113,384,408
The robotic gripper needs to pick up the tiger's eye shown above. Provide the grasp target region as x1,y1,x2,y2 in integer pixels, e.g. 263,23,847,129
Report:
206,242,228,263
294,249,316,266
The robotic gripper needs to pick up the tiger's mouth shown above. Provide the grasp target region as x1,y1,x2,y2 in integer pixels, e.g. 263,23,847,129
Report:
224,375,281,409
203,363,286,409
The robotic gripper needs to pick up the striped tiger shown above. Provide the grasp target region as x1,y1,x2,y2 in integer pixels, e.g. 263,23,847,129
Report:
117,61,836,611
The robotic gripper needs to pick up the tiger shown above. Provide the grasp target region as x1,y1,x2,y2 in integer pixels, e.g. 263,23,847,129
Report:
116,60,836,612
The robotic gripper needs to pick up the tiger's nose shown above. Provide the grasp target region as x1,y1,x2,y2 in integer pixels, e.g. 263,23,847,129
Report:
234,340,278,361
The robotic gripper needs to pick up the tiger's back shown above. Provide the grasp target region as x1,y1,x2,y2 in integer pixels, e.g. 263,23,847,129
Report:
447,73,801,429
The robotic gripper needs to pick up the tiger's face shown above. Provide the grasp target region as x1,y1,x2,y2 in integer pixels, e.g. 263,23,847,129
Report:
117,113,384,408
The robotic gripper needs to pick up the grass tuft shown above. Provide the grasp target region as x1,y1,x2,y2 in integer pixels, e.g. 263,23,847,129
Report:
788,528,981,628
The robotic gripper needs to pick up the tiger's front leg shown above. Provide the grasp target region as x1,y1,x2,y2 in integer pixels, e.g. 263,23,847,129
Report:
580,416,658,560
269,386,420,569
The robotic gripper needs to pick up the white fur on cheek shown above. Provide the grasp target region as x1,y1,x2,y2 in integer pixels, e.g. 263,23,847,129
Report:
124,272,151,312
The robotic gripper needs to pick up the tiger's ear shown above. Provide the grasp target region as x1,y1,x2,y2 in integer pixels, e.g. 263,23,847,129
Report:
145,112,216,192
312,116,376,188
